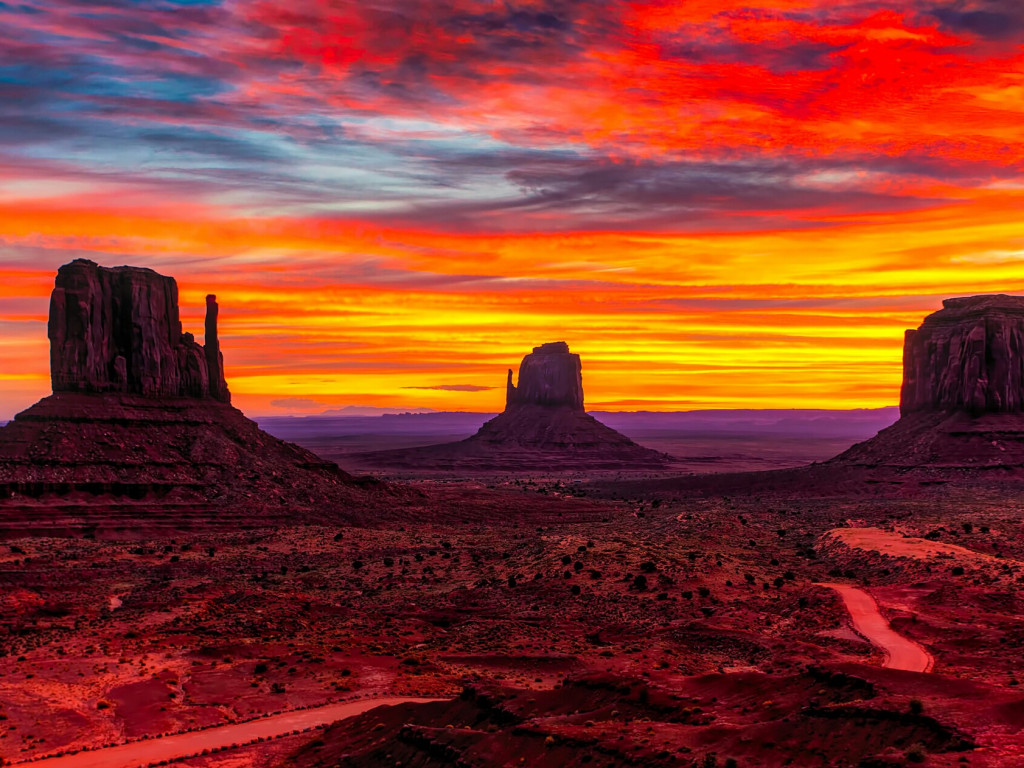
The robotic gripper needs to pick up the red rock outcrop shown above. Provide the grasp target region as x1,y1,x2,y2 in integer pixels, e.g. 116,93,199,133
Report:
900,294,1024,416
832,294,1024,474
48,259,230,402
352,342,670,471
506,341,584,411
0,259,398,536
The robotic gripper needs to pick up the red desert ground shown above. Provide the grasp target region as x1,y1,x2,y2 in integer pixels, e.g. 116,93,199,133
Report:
5,2,1024,767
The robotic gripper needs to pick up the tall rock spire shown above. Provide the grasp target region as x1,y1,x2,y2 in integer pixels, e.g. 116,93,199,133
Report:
205,294,229,402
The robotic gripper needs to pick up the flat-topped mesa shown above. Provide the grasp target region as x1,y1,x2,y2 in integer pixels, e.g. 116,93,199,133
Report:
47,259,230,403
900,294,1024,416
506,341,584,412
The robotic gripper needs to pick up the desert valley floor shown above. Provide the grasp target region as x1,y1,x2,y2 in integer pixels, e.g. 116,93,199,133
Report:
4,466,1024,768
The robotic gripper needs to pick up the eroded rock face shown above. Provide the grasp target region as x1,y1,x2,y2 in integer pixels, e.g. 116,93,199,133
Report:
900,295,1024,416
47,259,230,402
506,341,584,411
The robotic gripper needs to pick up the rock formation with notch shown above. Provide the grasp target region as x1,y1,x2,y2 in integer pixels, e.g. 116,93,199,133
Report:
505,341,584,411
47,259,230,401
353,341,670,471
0,259,393,537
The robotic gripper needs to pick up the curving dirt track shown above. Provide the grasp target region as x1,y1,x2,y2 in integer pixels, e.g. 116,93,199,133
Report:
21,696,442,768
825,583,934,673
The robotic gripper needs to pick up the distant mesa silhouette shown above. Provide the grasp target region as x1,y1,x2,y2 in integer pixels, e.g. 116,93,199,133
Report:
596,295,1024,503
353,341,670,471
0,259,390,537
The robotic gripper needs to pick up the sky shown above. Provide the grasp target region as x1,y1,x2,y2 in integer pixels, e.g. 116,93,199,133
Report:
2,0,1024,418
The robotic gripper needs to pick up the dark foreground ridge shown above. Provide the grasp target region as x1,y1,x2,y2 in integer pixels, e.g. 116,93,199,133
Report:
352,341,670,471
0,260,395,537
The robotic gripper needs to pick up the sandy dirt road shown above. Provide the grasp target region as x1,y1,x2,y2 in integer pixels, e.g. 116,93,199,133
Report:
18,696,441,768
825,583,934,673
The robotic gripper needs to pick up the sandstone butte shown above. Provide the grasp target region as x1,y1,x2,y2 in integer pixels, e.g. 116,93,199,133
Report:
0,259,392,537
354,341,670,471
833,294,1024,472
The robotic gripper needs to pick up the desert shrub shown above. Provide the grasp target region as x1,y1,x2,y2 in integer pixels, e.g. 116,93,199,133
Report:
905,743,926,763
632,574,648,590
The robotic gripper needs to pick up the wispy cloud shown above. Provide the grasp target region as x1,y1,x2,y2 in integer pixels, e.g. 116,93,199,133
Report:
402,384,496,392
2,0,1024,418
